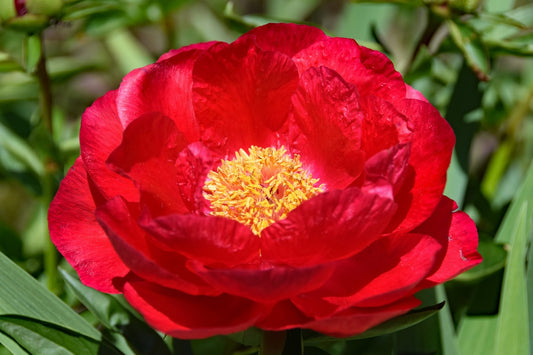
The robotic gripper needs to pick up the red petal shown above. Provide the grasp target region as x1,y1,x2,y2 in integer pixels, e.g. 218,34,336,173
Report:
293,38,406,103
192,38,299,153
292,232,441,318
235,23,327,57
261,187,396,266
363,143,411,196
415,196,482,286
107,113,189,216
188,261,334,303
79,90,138,203
95,197,217,295
115,47,209,142
390,99,455,232
48,158,128,293
289,66,365,189
156,41,218,62
304,297,420,337
122,275,269,339
140,212,260,267
359,95,412,159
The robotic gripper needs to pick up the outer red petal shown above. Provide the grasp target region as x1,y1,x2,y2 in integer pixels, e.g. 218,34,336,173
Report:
292,232,441,319
415,196,482,287
48,158,128,293
107,113,189,216
95,197,217,296
156,41,219,62
303,297,421,337
122,275,270,339
188,261,334,303
192,38,299,153
289,66,364,189
261,187,396,266
79,90,138,203
390,99,455,232
235,23,327,57
140,213,260,267
115,46,212,141
292,37,406,103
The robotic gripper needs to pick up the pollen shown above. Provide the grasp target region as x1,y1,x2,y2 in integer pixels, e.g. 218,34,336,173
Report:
203,146,324,235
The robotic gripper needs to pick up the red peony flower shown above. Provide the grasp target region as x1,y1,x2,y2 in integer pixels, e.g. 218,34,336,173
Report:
49,23,482,339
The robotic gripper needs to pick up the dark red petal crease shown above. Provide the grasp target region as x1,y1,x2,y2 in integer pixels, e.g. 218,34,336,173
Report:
48,159,129,293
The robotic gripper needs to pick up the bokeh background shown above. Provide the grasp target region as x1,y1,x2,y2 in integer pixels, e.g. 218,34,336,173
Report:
0,0,532,354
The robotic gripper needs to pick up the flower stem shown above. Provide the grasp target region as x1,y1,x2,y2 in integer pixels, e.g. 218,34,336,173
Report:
260,329,302,355
34,32,59,293
35,33,53,136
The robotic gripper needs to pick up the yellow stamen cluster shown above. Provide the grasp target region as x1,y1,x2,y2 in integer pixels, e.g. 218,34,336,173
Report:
203,146,324,235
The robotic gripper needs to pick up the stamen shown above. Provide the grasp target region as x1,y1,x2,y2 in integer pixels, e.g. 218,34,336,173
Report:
203,146,324,235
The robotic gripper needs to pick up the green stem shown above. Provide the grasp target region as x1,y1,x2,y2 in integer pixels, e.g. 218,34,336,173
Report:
34,32,58,293
35,33,53,136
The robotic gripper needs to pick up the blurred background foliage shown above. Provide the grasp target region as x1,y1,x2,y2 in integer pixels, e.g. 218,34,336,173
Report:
0,0,532,354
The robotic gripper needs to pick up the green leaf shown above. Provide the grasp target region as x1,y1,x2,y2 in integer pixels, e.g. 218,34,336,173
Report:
495,161,533,244
494,203,530,355
448,20,490,81
0,122,45,177
60,269,171,355
458,316,498,355
305,301,445,345
0,251,100,341
0,315,120,355
435,285,460,355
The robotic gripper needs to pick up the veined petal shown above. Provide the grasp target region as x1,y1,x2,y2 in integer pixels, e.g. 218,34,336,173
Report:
192,38,299,153
261,187,396,266
289,66,364,189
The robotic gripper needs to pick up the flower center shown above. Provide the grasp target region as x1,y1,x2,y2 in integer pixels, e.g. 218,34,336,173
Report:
203,146,324,235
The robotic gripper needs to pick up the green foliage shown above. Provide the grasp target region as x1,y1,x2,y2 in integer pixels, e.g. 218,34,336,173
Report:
0,0,532,354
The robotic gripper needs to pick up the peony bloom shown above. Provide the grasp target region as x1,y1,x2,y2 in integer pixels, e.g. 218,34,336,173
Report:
49,23,481,339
